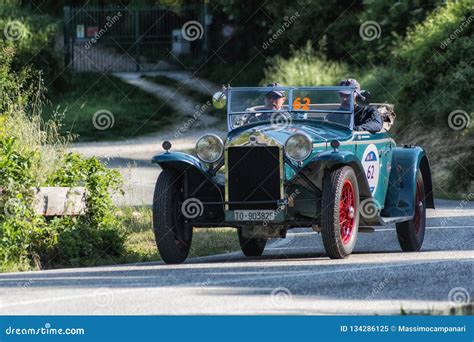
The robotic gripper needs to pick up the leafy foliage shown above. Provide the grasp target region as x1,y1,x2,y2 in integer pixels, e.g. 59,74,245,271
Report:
0,3,64,89
262,43,348,86
258,0,473,195
0,47,126,270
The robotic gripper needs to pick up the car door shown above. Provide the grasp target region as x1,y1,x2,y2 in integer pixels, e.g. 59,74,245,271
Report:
354,131,393,206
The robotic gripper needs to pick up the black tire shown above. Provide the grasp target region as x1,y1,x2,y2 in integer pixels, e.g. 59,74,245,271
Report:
238,227,266,257
321,166,360,259
152,169,192,264
396,171,426,251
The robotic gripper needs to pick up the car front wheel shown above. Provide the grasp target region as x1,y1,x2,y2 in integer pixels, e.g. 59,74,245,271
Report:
396,171,426,251
152,169,193,264
321,166,360,259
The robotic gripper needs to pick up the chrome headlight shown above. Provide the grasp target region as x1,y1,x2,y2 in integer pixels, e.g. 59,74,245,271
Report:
285,133,312,162
195,134,224,163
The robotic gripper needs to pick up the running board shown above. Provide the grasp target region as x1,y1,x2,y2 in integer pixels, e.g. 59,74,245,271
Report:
358,227,375,233
379,216,413,225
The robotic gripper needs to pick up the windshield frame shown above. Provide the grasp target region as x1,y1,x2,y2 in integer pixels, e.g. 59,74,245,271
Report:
226,86,355,131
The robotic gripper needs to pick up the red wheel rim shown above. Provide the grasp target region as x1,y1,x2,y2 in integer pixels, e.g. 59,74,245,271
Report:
414,180,423,234
340,179,356,245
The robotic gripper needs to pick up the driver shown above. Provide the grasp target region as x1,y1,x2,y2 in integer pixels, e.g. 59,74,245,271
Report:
245,82,286,123
338,78,382,133
263,82,286,111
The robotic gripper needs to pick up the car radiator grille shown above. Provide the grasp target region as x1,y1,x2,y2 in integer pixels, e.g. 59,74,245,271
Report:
227,146,281,210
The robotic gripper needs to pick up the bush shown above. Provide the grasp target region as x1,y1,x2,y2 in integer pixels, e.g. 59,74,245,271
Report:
341,0,440,65
393,0,473,129
261,43,348,86
259,0,473,196
0,47,126,270
198,57,266,87
0,3,64,90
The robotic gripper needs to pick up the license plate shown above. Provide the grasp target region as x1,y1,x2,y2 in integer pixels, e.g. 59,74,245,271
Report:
233,210,276,221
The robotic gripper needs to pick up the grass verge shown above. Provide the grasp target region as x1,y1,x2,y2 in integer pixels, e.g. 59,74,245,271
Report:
1,207,239,273
43,73,180,142
120,207,240,264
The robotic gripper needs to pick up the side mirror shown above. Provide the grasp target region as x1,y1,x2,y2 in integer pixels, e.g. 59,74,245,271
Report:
212,91,227,109
358,90,371,104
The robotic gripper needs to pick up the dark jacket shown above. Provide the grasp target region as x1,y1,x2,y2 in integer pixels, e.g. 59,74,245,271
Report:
354,104,383,133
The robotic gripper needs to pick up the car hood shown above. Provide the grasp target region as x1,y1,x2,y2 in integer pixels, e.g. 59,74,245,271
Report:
226,121,352,147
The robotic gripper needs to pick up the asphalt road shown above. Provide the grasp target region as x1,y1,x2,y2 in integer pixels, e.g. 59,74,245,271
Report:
0,199,472,315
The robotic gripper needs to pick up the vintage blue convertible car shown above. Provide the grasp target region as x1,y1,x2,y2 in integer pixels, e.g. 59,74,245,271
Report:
151,86,434,264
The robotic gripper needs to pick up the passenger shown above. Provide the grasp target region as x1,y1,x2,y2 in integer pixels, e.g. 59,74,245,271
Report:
338,78,382,133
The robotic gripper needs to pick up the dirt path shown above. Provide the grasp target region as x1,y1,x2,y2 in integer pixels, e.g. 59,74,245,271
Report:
113,71,220,128
70,70,226,206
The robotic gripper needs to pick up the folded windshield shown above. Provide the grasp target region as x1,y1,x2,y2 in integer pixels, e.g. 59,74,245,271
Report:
228,87,354,130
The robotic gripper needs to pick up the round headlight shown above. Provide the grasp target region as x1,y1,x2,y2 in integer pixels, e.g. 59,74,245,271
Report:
285,133,312,162
196,134,224,163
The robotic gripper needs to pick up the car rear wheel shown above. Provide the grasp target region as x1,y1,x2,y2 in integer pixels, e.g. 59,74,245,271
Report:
152,169,192,264
321,166,360,259
396,171,426,251
238,228,266,257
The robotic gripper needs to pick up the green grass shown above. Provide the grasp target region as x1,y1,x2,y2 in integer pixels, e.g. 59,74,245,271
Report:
0,207,240,273
119,207,240,263
43,73,180,142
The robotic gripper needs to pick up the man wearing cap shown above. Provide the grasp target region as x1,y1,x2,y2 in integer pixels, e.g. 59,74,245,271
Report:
338,78,382,133
263,82,286,111
244,82,287,123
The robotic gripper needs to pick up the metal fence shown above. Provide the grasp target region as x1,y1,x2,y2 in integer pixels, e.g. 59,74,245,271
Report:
64,4,208,72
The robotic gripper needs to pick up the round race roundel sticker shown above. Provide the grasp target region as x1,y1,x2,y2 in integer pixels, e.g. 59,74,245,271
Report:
362,144,380,195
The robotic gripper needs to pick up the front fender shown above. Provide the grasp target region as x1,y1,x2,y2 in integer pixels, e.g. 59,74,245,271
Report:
152,151,210,178
297,150,372,198
383,146,435,217
151,152,225,224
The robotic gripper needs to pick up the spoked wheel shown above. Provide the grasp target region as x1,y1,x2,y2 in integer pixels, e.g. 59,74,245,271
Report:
396,171,426,251
238,227,266,257
321,166,360,259
152,169,193,264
